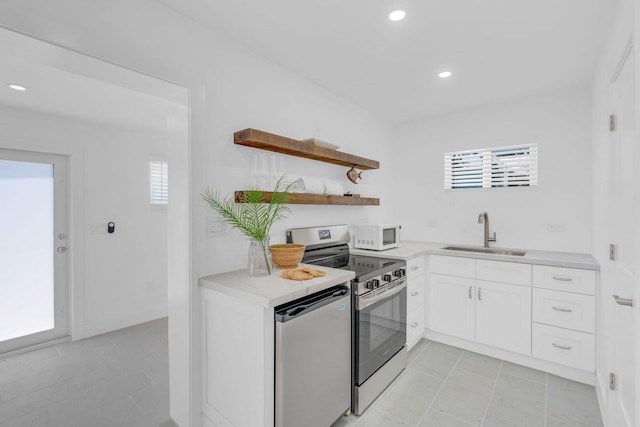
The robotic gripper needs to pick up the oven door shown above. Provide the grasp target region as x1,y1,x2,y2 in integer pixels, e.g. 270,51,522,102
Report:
354,279,407,385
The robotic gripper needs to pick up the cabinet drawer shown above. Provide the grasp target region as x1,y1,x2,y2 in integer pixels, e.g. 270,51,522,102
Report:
407,275,426,313
407,307,424,349
532,323,595,371
407,256,426,279
532,266,596,295
476,259,531,286
430,255,475,278
532,289,595,333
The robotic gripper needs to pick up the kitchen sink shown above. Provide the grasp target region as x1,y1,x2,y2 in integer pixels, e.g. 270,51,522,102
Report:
441,245,527,256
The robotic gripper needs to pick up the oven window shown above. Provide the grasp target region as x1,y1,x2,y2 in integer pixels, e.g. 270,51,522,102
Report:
382,228,396,246
356,287,406,384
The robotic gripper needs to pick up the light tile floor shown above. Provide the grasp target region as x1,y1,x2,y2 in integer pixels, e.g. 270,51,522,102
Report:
0,318,175,427
333,339,604,427
1,321,604,427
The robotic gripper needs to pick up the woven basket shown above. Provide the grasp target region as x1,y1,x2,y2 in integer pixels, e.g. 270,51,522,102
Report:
269,244,306,268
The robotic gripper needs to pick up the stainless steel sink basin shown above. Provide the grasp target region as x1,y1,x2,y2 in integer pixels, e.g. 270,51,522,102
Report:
441,245,527,256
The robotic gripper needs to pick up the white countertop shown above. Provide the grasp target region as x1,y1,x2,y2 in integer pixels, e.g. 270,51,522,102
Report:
351,241,600,270
198,264,355,309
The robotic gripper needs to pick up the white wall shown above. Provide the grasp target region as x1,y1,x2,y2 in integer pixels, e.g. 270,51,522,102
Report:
0,2,395,425
0,106,168,339
390,87,593,253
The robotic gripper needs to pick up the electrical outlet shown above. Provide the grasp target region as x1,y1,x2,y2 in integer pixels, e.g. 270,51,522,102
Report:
547,223,566,232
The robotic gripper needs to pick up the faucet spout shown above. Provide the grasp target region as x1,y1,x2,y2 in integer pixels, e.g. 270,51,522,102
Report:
478,212,496,247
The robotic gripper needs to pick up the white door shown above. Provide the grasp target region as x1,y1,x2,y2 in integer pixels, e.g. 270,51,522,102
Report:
0,149,69,354
475,280,531,355
606,43,636,427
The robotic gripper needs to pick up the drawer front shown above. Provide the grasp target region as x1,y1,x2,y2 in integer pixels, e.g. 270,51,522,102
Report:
407,274,426,313
532,323,595,371
476,259,532,286
533,289,595,333
533,265,596,295
407,255,426,279
407,307,425,349
430,255,475,278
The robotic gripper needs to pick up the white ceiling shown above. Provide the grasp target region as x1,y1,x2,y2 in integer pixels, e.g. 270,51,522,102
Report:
159,0,616,124
0,27,181,135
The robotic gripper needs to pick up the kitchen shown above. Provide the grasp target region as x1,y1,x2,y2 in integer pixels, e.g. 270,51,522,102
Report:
0,0,637,426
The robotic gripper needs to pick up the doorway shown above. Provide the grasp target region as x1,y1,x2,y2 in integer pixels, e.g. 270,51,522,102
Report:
605,40,636,427
0,148,68,355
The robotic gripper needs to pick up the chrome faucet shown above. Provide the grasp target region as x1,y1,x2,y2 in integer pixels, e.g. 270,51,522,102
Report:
478,212,497,248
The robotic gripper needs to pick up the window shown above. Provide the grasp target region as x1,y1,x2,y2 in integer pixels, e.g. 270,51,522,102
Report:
150,161,168,205
444,144,538,190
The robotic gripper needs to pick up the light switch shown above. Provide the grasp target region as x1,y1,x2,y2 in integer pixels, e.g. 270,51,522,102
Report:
206,217,225,237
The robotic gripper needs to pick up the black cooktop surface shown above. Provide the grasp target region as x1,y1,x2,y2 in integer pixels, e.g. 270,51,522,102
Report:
306,252,405,282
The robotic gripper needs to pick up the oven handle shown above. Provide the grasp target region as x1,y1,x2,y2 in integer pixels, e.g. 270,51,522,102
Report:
357,279,407,310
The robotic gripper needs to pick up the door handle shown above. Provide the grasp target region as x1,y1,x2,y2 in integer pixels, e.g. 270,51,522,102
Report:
477,288,482,301
552,306,573,313
613,295,634,307
411,291,419,297
468,286,472,299
410,322,419,328
552,276,573,282
57,246,67,253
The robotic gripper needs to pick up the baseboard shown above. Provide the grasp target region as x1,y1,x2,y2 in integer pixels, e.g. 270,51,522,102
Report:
73,306,168,340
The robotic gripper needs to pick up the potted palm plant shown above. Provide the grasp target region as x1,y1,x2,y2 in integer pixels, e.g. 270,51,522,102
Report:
201,176,298,276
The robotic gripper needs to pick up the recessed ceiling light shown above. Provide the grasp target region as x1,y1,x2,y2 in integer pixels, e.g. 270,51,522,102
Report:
438,71,452,78
389,10,406,21
7,83,27,91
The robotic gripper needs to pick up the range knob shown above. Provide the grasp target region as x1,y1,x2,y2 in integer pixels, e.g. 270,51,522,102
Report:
372,279,380,289
383,274,392,282
365,281,375,290
393,269,406,278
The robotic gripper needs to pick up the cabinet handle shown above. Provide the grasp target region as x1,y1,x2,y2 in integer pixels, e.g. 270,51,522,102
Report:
552,306,573,313
468,286,472,299
411,322,419,328
477,288,482,301
552,343,572,350
411,266,419,271
552,276,573,282
411,291,419,297
613,295,634,307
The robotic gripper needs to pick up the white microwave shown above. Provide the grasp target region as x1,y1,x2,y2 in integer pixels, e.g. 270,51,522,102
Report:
353,224,401,251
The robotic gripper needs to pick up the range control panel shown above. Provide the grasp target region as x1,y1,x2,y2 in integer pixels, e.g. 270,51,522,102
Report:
355,268,406,296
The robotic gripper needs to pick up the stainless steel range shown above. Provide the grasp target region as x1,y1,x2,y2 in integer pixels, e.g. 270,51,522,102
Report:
287,224,407,415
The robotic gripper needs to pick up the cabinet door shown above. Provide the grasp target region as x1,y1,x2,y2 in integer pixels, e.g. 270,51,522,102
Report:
475,280,532,355
429,274,475,340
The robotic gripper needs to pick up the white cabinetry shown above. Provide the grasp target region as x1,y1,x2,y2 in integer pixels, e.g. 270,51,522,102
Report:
429,256,532,356
531,265,596,371
406,255,426,349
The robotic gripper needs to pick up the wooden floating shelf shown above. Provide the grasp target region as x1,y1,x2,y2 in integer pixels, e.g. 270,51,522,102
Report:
234,191,379,206
234,128,379,170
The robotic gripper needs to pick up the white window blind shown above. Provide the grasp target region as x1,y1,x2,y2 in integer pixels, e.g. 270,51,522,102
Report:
444,144,538,190
150,161,168,205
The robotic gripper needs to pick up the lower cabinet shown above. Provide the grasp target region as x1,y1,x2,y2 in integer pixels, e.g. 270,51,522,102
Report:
429,274,531,355
429,273,475,340
475,280,531,354
406,255,426,349
428,255,597,375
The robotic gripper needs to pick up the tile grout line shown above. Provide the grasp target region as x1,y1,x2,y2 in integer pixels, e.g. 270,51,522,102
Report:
479,360,503,426
413,347,465,427
544,373,548,427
